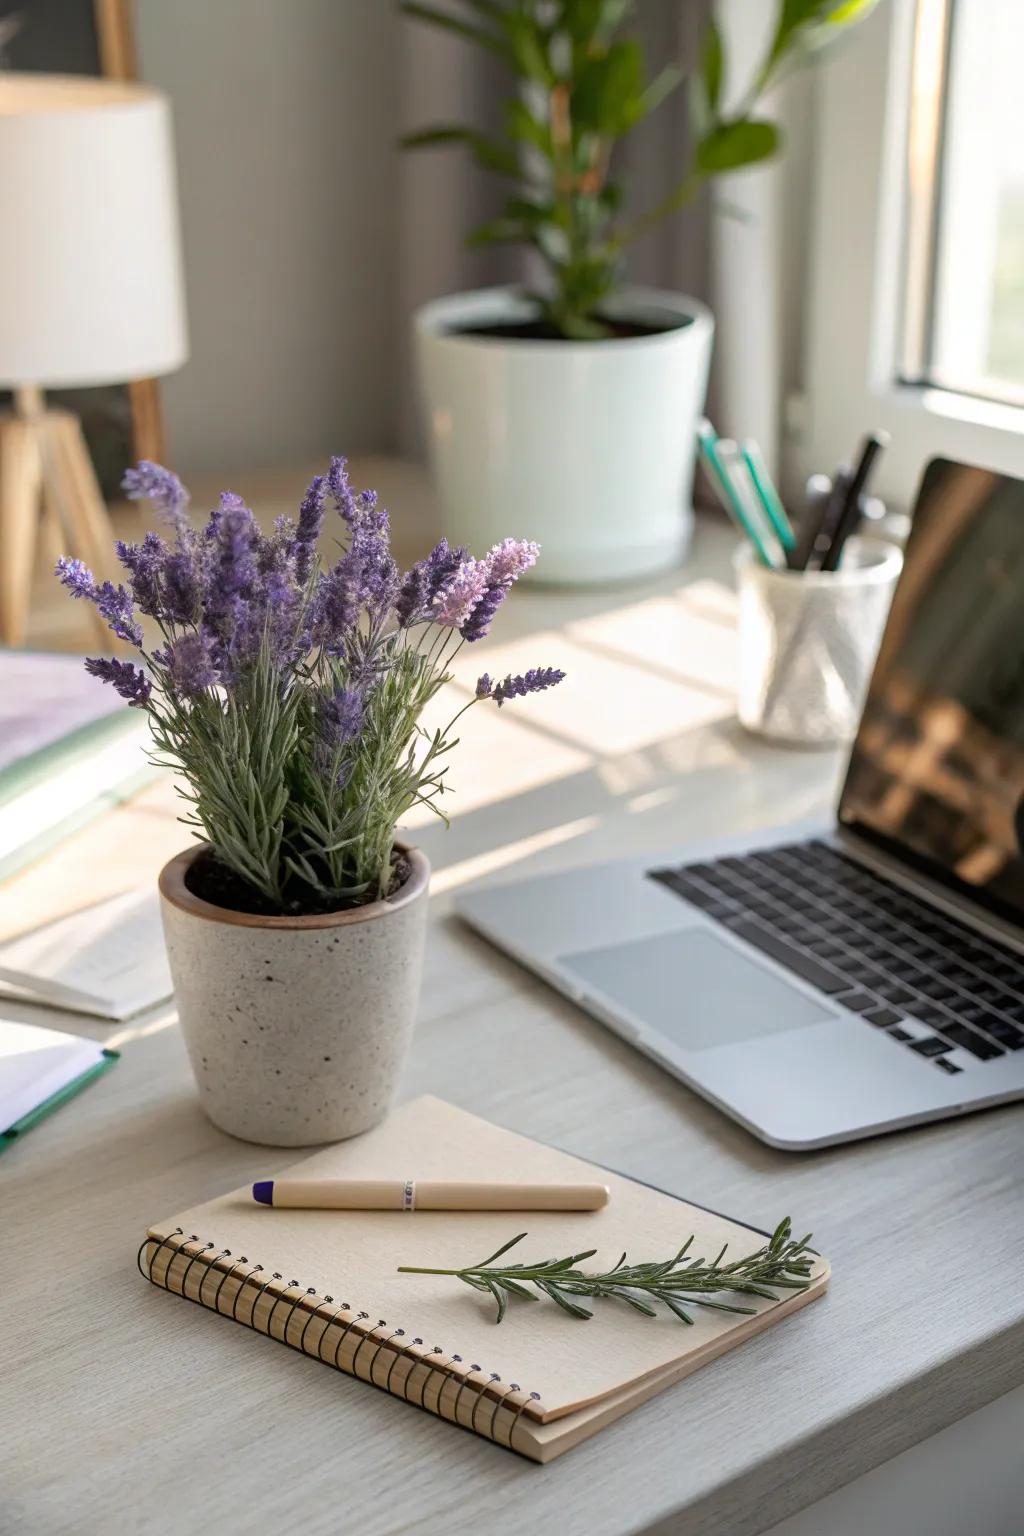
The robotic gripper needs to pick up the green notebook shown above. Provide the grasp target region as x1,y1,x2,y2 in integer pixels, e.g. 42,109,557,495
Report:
0,1018,119,1152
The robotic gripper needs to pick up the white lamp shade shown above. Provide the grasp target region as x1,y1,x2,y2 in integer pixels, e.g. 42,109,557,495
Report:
0,75,188,388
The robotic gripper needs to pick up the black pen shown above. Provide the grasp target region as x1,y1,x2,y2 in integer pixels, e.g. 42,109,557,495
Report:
820,432,889,572
805,467,853,571
791,474,835,572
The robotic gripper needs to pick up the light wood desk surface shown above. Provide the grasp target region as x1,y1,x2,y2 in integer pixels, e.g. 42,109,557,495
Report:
4,466,1024,1536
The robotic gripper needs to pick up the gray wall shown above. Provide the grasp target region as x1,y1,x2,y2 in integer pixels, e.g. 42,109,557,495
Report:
137,0,401,477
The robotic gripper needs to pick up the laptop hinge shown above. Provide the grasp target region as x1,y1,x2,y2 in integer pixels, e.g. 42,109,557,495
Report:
832,824,1024,957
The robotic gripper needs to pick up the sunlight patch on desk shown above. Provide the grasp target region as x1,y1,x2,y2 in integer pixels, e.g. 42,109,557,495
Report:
429,814,600,895
567,589,738,695
106,1008,179,1052
447,632,732,755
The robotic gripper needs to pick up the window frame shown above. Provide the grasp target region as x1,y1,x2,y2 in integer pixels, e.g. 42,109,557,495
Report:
799,0,1024,513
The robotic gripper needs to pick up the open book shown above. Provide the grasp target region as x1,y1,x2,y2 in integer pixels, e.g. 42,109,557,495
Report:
0,891,172,1021
139,1097,829,1462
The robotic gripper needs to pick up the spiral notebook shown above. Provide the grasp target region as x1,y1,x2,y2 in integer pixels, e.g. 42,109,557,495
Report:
138,1097,829,1462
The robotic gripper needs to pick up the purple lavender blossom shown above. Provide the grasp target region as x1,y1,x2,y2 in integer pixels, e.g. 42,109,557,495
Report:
318,686,364,747
294,473,326,584
115,531,166,616
95,581,143,646
433,559,489,628
395,561,431,628
459,539,540,641
460,583,506,643
84,656,152,706
56,557,143,644
122,461,190,533
55,556,96,600
155,633,217,698
479,667,566,706
485,538,540,585
162,547,202,626
311,564,359,653
396,538,469,628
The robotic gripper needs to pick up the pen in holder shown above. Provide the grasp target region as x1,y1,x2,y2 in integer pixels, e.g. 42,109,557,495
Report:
734,537,903,746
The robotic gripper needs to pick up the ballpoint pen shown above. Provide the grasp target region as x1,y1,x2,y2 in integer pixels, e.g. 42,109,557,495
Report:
740,440,797,564
820,431,889,571
697,420,776,568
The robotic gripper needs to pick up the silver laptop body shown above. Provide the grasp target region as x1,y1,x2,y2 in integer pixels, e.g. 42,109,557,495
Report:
457,460,1024,1149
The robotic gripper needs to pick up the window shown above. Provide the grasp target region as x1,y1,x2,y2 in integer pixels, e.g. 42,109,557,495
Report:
801,0,1024,512
901,0,1024,408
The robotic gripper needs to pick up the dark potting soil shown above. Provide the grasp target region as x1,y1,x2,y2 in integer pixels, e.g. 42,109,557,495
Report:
450,313,692,342
184,846,413,918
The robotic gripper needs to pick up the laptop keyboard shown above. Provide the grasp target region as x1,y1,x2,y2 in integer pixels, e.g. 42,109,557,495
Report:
649,840,1024,1074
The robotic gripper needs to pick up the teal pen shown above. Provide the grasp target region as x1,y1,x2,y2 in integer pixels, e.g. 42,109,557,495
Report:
697,421,775,568
740,440,796,554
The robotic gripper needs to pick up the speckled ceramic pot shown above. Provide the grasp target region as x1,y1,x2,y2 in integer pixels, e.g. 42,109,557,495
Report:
158,843,429,1146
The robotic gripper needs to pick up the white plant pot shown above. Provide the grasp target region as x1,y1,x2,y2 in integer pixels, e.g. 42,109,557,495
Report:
415,285,714,585
159,843,429,1147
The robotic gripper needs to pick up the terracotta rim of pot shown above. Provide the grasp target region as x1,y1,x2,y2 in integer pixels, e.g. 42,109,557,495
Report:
158,840,429,930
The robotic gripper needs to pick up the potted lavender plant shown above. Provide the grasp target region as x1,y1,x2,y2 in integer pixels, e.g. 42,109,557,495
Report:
58,459,563,1146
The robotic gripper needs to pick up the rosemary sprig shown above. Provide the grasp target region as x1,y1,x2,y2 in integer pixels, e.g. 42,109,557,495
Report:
397,1218,815,1325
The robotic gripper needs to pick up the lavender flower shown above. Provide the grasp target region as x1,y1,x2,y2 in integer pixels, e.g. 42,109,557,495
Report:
460,582,506,642
478,667,566,706
162,546,202,626
205,496,259,641
95,581,143,646
396,538,469,628
56,557,143,643
314,685,364,784
459,538,539,641
327,455,358,525
122,461,190,533
55,556,96,601
155,633,217,698
294,473,326,584
433,559,489,628
84,656,152,706
485,538,540,585
115,532,167,616
395,561,431,628
311,563,359,653
318,686,364,747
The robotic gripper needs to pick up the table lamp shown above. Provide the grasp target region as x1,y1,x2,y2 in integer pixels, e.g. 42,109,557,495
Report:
0,74,188,645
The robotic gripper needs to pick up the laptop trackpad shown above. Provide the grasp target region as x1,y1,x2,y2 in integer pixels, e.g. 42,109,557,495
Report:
561,928,834,1052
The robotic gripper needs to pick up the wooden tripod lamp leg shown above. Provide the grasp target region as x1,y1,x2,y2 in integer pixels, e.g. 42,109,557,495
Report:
0,414,43,647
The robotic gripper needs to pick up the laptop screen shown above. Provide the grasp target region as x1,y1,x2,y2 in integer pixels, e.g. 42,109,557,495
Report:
839,457,1024,927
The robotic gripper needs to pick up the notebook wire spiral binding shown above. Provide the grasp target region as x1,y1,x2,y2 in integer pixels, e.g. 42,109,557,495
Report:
138,1228,543,1453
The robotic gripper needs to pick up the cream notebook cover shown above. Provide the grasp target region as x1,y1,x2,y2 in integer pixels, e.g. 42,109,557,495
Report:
139,1097,829,1462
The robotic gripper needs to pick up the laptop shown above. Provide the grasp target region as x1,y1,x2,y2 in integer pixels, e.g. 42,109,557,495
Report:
456,458,1024,1149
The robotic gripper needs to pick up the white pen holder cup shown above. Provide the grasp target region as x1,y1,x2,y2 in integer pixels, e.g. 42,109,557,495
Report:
734,538,903,746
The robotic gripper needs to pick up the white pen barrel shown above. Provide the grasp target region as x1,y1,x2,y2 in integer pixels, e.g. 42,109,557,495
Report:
262,1180,610,1211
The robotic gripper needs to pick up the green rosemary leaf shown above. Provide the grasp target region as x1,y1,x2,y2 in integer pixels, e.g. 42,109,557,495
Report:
476,1233,529,1267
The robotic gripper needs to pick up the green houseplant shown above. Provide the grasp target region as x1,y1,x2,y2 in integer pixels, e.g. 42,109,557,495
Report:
405,0,878,582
